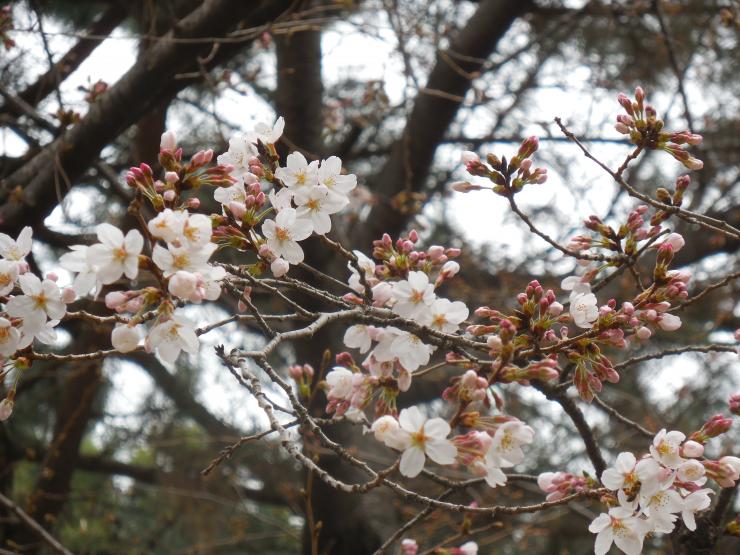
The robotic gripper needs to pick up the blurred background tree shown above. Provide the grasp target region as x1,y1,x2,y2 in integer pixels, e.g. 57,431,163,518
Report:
0,0,737,553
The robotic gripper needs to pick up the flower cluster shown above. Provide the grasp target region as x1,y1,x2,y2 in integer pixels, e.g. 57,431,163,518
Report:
615,87,703,170
539,419,737,555
401,538,478,555
452,136,547,196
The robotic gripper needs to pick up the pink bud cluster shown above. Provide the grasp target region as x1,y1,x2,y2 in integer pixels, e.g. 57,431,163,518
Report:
454,137,547,197
370,230,460,279
537,471,590,501
616,87,703,170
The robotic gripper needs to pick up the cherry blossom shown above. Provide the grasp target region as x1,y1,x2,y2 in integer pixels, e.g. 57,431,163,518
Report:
295,184,346,234
0,226,32,263
253,116,285,145
262,207,313,265
0,259,19,295
569,292,599,328
274,152,319,198
214,181,247,206
148,209,189,244
325,367,354,400
428,298,469,333
111,324,141,352
588,504,647,555
148,312,199,363
385,406,457,477
601,452,661,495
87,223,144,284
391,271,435,322
343,324,374,354
680,488,713,531
217,134,259,180
316,156,356,205
6,273,66,334
152,242,218,277
650,429,686,468
0,316,20,356
488,420,535,467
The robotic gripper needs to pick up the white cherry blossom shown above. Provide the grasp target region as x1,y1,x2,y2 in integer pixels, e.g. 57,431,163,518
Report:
680,488,713,531
677,459,706,485
650,429,686,468
253,116,284,145
148,209,188,244
0,259,19,295
570,292,599,328
0,226,32,263
343,324,374,354
181,213,213,247
0,317,20,357
60,245,99,295
295,185,346,234
371,414,400,443
274,152,319,198
316,156,356,205
385,406,457,477
428,298,469,333
217,134,258,179
639,484,683,520
601,452,661,496
6,273,66,334
112,324,141,352
262,207,313,264
325,367,354,400
87,224,143,284
385,331,433,371
152,242,218,277
214,182,247,206
488,420,534,467
589,504,647,555
148,312,199,363
391,271,435,322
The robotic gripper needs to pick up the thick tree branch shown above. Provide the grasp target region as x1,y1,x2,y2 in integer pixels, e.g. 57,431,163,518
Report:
356,0,534,248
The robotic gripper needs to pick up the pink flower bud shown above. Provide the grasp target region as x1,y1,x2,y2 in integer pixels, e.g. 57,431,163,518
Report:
427,245,445,259
685,157,704,170
681,440,704,458
160,130,177,151
163,190,176,202
105,291,127,309
61,287,77,304
0,398,13,421
401,538,418,555
461,151,480,164
441,260,460,278
486,335,502,351
111,324,141,353
461,369,478,388
730,394,740,416
168,271,198,300
164,171,179,184
615,122,630,134
636,326,652,340
288,365,304,380
657,313,681,331
228,201,246,219
663,232,685,252
271,257,289,277
548,302,563,316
